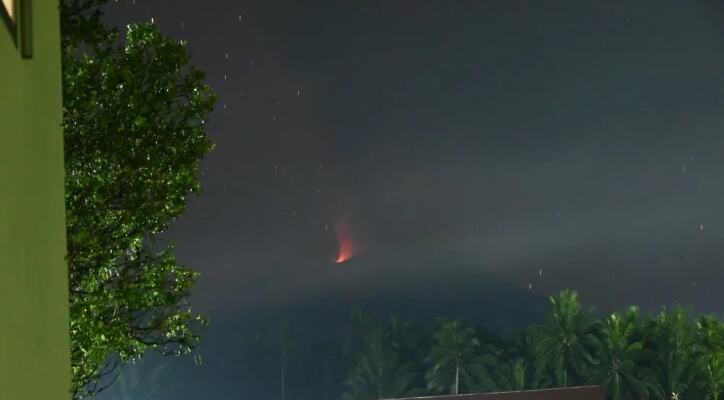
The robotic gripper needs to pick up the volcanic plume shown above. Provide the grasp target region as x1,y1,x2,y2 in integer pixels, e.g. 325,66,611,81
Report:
335,237,354,264
334,220,356,264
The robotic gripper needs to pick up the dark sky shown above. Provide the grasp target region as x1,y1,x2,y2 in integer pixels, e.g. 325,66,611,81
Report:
102,1,724,399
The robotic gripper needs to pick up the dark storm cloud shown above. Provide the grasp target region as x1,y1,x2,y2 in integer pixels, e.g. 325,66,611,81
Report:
100,0,724,318
99,0,724,345
178,122,724,318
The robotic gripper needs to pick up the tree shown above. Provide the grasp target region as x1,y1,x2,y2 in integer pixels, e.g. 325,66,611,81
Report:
529,290,600,388
385,315,430,391
592,306,661,400
388,315,425,363
495,357,533,391
343,329,416,400
494,332,549,391
642,307,697,400
693,315,724,400
343,307,381,361
697,354,724,400
61,1,216,397
426,319,496,395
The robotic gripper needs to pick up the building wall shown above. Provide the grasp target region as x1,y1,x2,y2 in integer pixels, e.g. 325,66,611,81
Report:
0,1,71,399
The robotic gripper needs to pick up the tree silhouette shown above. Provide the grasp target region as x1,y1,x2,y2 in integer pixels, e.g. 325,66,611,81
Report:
591,306,661,400
693,315,724,400
529,290,600,388
426,319,496,395
642,307,697,400
343,329,416,400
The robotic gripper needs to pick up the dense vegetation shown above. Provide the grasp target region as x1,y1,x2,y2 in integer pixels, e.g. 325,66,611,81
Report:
61,1,215,397
330,290,724,400
216,290,721,400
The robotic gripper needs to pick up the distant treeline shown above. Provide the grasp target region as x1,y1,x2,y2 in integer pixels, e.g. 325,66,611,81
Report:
168,290,722,400
331,290,724,400
274,289,722,400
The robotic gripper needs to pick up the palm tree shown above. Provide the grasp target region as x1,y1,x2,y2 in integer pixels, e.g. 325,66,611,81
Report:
387,315,426,365
695,315,724,354
426,319,496,395
495,357,533,391
694,315,724,400
504,329,555,390
697,354,724,400
642,306,697,400
344,307,380,360
592,306,661,400
529,289,600,388
498,332,551,390
343,329,416,400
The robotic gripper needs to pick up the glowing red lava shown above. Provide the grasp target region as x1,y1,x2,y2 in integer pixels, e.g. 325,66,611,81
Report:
335,237,354,264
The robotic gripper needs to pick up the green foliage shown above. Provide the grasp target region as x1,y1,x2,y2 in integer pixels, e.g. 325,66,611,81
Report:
341,311,424,400
529,289,601,388
228,295,723,400
591,306,661,400
494,357,532,391
60,0,115,51
343,329,417,400
425,319,497,395
642,307,698,399
388,315,426,365
493,332,548,391
694,316,724,400
61,1,215,397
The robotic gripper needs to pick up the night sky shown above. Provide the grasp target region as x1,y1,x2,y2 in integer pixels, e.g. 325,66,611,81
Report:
102,1,724,399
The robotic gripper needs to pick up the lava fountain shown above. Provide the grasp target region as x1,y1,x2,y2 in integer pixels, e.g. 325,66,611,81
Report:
334,219,356,264
335,236,354,264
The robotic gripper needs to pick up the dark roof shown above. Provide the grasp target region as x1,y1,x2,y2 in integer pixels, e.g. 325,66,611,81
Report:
391,386,605,400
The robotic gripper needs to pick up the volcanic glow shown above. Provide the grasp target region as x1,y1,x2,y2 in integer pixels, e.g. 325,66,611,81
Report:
333,219,356,264
335,237,354,264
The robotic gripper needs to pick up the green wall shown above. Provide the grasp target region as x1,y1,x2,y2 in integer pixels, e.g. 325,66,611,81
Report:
0,1,71,399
